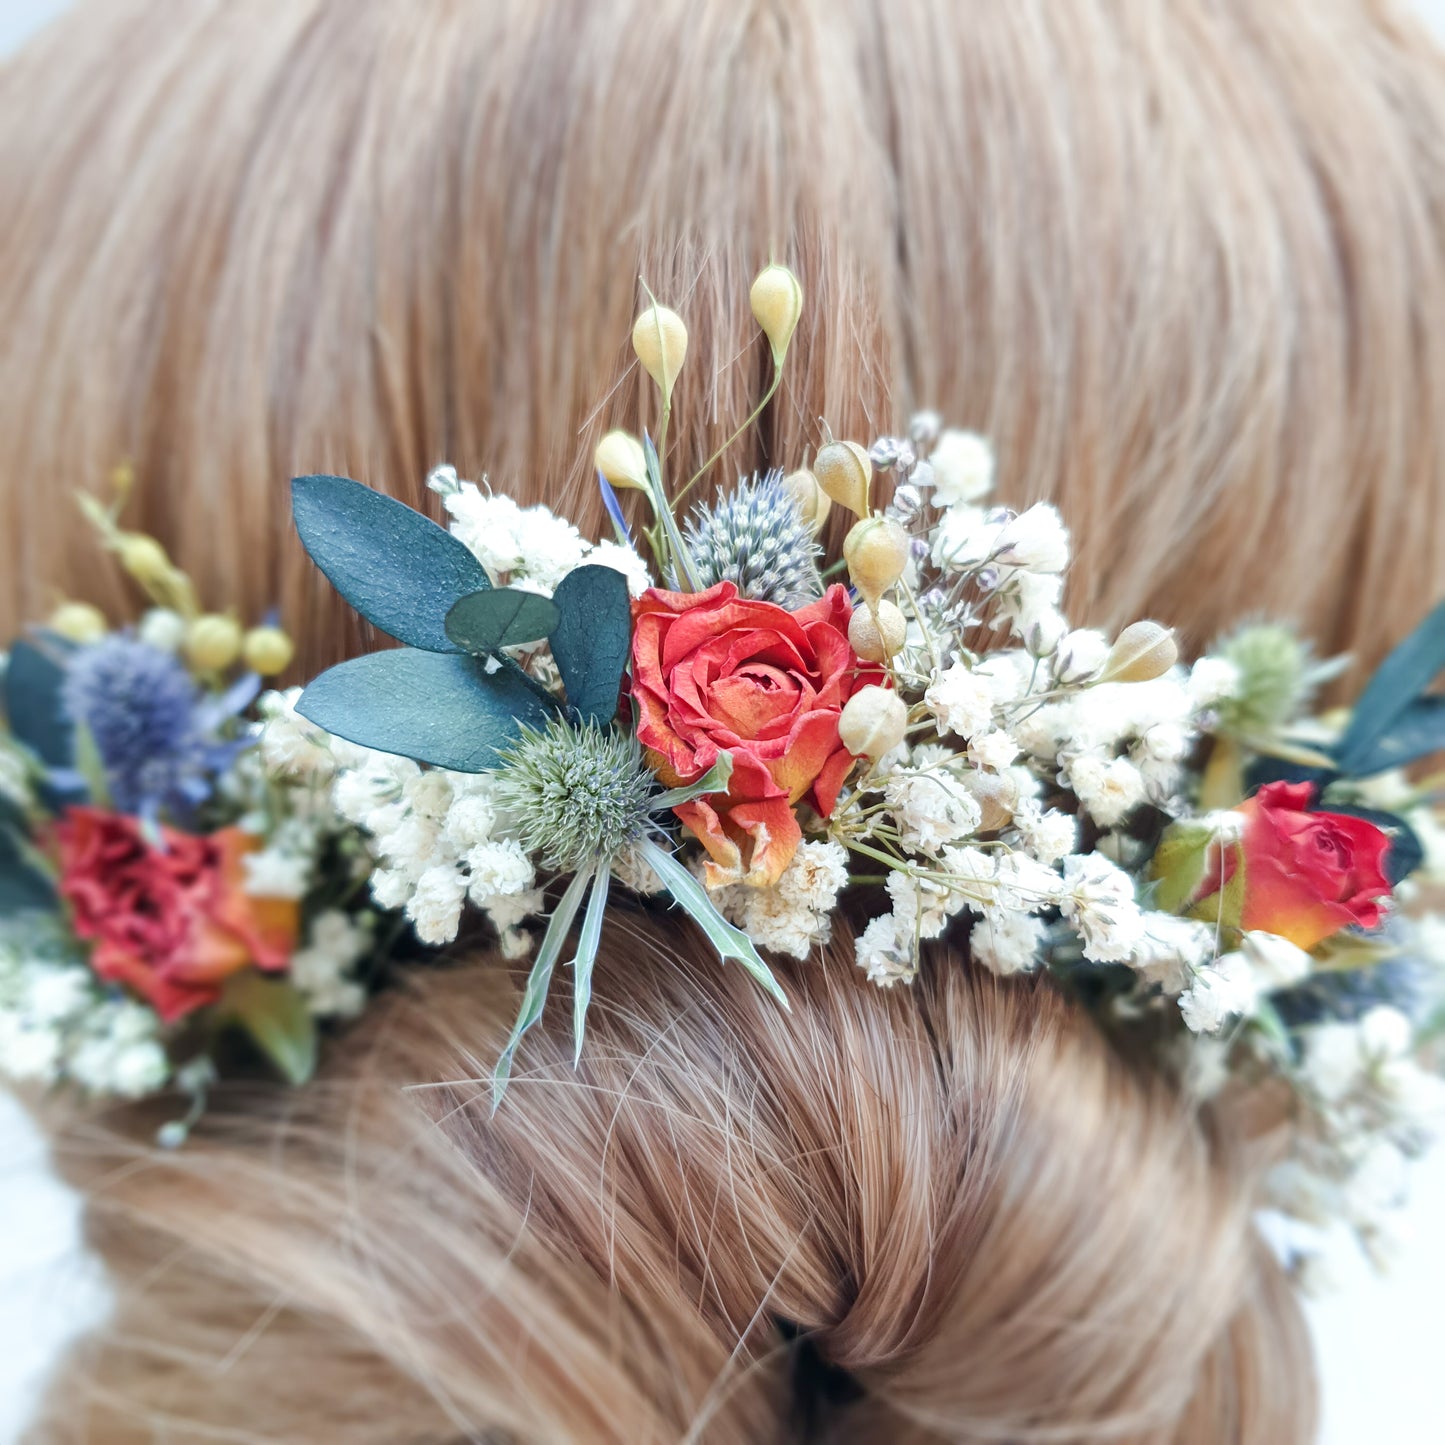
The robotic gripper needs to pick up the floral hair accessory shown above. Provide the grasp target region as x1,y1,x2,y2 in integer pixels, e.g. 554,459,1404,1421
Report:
3,272,1445,1283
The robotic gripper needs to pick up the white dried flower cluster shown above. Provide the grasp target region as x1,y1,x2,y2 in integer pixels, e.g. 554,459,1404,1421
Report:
0,925,169,1097
432,470,651,598
291,909,372,1019
713,840,850,960
1177,931,1314,1034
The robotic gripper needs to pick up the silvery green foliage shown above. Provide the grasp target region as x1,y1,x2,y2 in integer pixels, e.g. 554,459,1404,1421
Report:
493,719,657,873
684,471,823,609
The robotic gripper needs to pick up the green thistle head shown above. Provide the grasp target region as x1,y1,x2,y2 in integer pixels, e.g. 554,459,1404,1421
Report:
493,719,657,872
684,471,823,609
1215,623,1312,736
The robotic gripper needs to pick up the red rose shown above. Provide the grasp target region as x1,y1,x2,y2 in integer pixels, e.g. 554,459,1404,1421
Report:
56,807,299,1022
631,581,870,886
1198,781,1393,950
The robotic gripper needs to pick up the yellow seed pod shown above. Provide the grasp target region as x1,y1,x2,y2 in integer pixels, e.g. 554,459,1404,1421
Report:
781,468,831,534
1098,621,1179,684
749,264,803,361
631,303,688,406
242,625,295,677
593,430,649,490
838,685,907,760
48,601,107,644
117,533,173,589
848,600,906,663
812,440,872,518
185,613,243,672
843,516,909,603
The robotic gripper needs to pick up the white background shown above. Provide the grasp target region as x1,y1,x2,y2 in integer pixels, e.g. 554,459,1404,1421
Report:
4,1,1445,1440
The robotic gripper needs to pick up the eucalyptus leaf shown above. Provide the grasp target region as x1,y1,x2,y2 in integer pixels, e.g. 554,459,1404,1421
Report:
1335,598,1445,774
571,868,610,1065
549,565,633,725
639,838,788,1007
650,751,735,812
3,637,74,768
445,588,560,653
218,970,317,1085
492,866,594,1108
297,647,555,773
1337,695,1445,777
291,474,492,653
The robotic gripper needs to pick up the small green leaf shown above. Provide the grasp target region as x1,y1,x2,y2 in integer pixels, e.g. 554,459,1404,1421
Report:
3,637,74,768
492,866,594,1108
1336,598,1445,774
639,839,788,1008
291,475,492,653
571,868,610,1066
549,565,633,725
444,588,560,653
70,720,111,807
1148,822,1214,916
218,971,317,1085
297,647,556,772
650,751,734,812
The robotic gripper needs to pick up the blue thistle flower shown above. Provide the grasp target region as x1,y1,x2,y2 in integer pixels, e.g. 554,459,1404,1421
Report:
62,637,219,815
683,471,823,609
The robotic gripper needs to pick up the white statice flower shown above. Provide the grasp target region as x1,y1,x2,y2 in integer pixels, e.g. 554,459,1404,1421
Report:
854,913,915,987
466,838,535,904
1188,656,1241,708
967,729,1019,773
928,429,995,506
886,868,958,941
924,664,996,740
509,504,591,593
971,649,1034,707
1053,629,1110,685
1059,853,1145,963
1132,914,1216,995
22,967,93,1026
1239,931,1313,991
1178,952,1260,1034
716,841,850,960
1133,722,1191,798
136,607,187,653
970,909,1046,976
1064,753,1148,828
939,844,1002,912
257,688,340,781
994,503,1070,573
241,845,312,901
993,570,1066,653
587,540,652,598
931,504,1003,573
443,791,499,852
407,863,468,946
611,842,665,895
995,853,1063,913
1011,802,1077,867
0,1012,61,1085
290,910,370,1019
884,769,982,855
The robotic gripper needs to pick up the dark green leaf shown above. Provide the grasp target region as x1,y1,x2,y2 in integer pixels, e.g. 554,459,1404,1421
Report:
297,647,556,772
1335,598,1445,774
1338,695,1445,777
218,971,317,1085
291,475,492,653
492,866,593,1108
1319,804,1424,887
445,588,560,653
549,566,632,725
3,637,74,768
1244,755,1337,794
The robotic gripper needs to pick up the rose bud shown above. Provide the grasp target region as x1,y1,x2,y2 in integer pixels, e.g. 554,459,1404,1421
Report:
185,613,243,672
843,516,910,603
1098,621,1178,683
839,684,907,760
48,601,108,643
848,599,906,662
813,439,872,518
782,467,831,534
749,264,803,362
1190,781,1393,951
242,625,295,677
594,429,649,490
631,302,688,406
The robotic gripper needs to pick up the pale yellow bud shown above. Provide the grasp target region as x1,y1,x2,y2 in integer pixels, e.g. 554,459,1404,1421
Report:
961,770,1018,832
749,264,802,361
782,468,831,534
848,600,906,663
843,516,909,603
594,430,649,490
48,601,107,644
838,685,907,760
117,534,173,588
1099,621,1178,684
812,440,872,518
242,625,295,677
185,613,243,672
631,304,688,405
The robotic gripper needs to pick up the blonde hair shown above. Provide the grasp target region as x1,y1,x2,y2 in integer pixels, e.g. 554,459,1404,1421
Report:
5,0,1445,1437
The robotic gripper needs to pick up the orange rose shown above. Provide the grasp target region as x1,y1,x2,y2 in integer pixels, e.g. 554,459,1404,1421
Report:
56,807,299,1022
1195,782,1393,950
631,581,870,886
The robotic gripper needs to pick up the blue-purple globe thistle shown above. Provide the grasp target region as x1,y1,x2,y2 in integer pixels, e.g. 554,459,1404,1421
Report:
62,637,214,814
